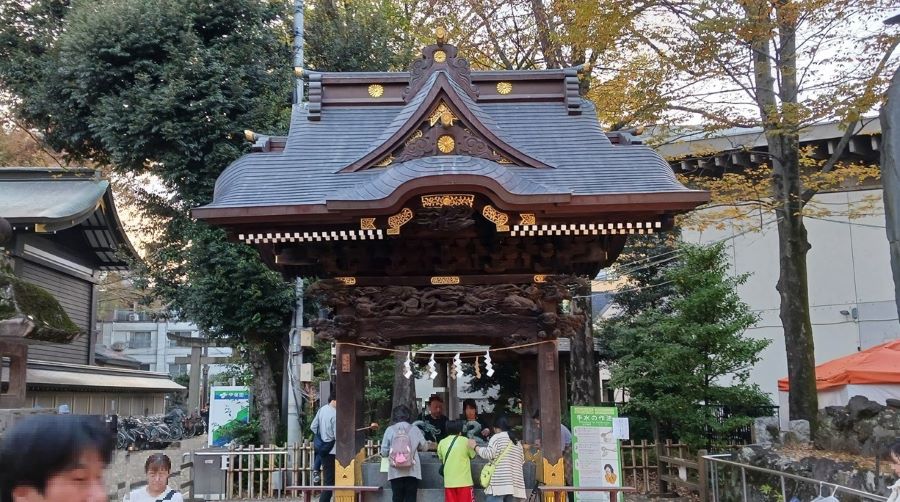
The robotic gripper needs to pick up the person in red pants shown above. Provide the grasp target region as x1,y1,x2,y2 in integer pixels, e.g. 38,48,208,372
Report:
438,420,476,502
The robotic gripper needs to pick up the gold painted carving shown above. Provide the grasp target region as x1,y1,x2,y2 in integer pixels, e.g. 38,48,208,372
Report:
421,194,475,208
482,205,510,232
519,213,536,225
437,135,455,153
368,84,384,98
405,129,424,146
542,458,565,488
335,277,357,286
335,458,357,502
360,218,376,230
533,274,548,283
435,26,448,44
430,276,461,285
387,208,414,235
429,103,457,127
434,50,447,63
497,81,513,95
374,154,394,167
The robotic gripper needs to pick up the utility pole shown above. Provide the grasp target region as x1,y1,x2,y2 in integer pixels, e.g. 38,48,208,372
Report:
287,278,305,449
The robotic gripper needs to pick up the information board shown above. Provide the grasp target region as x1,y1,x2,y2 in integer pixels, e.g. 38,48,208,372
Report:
209,386,251,447
571,406,622,502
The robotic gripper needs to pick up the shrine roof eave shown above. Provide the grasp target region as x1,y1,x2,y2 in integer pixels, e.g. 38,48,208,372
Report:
191,189,709,227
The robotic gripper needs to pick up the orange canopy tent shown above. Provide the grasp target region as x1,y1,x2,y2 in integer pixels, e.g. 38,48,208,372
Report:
778,339,900,392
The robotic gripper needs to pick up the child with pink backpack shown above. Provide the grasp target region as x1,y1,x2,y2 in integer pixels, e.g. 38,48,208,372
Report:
380,405,428,502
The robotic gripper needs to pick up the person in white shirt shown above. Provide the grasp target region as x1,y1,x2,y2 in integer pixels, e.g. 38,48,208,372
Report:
887,440,900,502
126,453,183,502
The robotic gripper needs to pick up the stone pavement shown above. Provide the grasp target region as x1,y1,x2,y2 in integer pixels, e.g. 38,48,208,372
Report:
106,434,208,498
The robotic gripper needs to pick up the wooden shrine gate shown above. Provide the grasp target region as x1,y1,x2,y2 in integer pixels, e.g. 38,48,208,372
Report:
194,29,708,502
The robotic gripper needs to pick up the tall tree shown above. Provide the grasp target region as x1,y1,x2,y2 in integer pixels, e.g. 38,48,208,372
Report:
0,0,295,442
609,243,771,448
611,0,898,432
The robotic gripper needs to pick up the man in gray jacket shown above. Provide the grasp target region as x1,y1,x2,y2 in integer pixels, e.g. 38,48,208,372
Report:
311,393,337,502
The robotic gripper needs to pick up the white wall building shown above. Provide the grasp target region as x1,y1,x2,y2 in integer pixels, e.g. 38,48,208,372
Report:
98,310,232,378
681,189,899,403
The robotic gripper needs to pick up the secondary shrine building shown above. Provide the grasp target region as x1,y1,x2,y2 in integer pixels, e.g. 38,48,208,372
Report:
195,33,707,496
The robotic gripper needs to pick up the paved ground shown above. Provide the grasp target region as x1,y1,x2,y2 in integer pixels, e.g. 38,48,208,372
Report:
106,434,208,498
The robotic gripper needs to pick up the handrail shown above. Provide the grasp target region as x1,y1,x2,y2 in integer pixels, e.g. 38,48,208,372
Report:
703,454,888,502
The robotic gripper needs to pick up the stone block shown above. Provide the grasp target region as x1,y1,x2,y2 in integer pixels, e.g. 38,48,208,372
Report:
886,398,900,409
848,395,884,421
751,416,780,445
788,420,810,444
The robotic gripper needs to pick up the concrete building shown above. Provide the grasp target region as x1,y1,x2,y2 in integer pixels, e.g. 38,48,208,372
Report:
98,310,233,378
654,120,897,406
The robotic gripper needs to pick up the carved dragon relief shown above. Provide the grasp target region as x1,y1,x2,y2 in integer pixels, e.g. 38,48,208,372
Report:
306,276,589,343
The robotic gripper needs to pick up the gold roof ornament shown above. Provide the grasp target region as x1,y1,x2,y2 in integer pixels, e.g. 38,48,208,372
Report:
294,67,304,78
437,135,455,153
244,130,257,142
368,84,384,98
496,82,513,95
429,102,457,127
435,26,448,45
434,50,447,63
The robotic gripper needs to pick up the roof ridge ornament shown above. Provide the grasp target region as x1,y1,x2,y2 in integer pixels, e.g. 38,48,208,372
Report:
403,29,478,103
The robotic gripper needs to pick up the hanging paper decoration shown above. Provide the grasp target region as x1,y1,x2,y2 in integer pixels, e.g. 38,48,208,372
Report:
474,356,482,379
403,351,413,379
484,350,494,377
428,353,438,380
453,353,463,379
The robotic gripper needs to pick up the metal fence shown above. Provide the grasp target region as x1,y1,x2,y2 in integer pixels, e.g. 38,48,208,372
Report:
704,453,888,502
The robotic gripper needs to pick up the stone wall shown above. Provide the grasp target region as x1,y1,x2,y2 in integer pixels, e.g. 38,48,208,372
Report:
815,396,900,456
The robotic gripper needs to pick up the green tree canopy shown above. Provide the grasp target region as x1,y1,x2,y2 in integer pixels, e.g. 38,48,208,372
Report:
0,0,295,442
608,243,771,448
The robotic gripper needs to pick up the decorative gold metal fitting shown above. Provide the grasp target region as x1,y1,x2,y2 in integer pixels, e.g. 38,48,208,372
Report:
437,135,455,153
374,155,394,167
429,102,457,127
421,194,475,208
405,129,424,146
519,213,536,225
496,81,513,95
533,274,548,283
387,208,414,235
368,84,384,98
294,67,304,78
430,276,460,285
434,50,447,63
335,277,357,286
435,26,448,44
244,130,257,142
360,218,376,230
482,205,510,232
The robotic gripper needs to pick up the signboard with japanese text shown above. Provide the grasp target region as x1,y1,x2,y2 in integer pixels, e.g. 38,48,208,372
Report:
209,386,251,447
571,406,622,502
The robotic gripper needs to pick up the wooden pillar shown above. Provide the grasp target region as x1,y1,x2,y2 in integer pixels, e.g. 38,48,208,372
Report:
335,343,363,500
520,356,539,444
538,339,564,495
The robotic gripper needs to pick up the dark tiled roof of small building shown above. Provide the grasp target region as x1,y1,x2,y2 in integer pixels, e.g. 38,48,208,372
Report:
204,97,695,210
